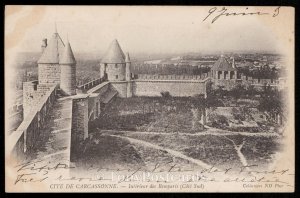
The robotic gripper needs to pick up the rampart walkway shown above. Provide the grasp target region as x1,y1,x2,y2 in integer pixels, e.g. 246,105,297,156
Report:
34,97,73,162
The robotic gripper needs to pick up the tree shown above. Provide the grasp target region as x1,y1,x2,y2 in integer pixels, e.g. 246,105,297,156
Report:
258,88,284,124
262,84,272,98
245,85,257,98
215,85,225,97
160,91,171,98
230,84,246,101
204,88,223,107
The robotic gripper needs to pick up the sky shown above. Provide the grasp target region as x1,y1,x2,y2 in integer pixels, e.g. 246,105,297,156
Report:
6,6,288,56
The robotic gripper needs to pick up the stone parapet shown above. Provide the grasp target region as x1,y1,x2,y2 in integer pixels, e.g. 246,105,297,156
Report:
7,85,57,159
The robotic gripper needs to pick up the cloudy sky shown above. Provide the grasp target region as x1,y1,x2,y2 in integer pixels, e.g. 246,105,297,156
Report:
6,6,291,55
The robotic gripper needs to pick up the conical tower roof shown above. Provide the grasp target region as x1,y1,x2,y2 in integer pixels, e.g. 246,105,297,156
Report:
212,55,236,71
125,52,130,62
101,39,125,64
60,40,76,65
37,32,65,64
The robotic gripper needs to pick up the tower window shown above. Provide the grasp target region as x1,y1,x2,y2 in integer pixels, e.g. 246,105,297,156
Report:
116,75,118,79
115,64,118,68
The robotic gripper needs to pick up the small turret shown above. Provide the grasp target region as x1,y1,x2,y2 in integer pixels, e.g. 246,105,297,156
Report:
100,39,133,98
231,56,235,68
37,27,65,86
59,39,77,95
125,52,131,81
100,39,126,81
125,52,130,62
60,40,76,65
41,38,47,53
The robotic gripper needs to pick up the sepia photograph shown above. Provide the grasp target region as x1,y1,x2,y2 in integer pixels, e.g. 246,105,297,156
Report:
5,5,295,192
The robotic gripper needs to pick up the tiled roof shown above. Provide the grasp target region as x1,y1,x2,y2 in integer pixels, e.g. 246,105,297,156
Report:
101,39,125,64
37,33,65,64
212,55,236,71
60,41,76,65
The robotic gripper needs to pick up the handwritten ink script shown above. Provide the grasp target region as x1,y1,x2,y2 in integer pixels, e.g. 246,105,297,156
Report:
12,159,294,190
203,7,281,24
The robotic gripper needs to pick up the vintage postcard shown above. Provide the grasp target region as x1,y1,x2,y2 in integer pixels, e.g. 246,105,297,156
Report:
5,6,294,192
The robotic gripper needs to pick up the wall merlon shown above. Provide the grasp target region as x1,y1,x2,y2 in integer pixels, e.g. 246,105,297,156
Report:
136,74,208,81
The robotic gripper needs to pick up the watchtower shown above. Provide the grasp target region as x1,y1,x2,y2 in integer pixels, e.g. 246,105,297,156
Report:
100,39,126,81
60,39,77,96
99,39,132,97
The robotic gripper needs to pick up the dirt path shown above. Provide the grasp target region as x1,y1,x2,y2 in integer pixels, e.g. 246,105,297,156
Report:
222,136,250,171
203,125,280,137
100,128,279,138
101,128,271,172
109,134,218,170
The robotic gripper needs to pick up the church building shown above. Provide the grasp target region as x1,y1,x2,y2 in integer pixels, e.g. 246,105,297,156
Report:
211,55,238,90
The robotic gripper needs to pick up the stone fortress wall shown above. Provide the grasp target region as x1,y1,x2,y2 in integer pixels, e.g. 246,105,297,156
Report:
22,80,54,117
132,79,210,97
70,82,116,161
101,63,126,81
7,85,57,157
70,96,89,161
135,73,210,80
240,75,282,85
109,81,130,98
212,74,285,90
60,64,76,95
77,76,209,99
38,63,61,85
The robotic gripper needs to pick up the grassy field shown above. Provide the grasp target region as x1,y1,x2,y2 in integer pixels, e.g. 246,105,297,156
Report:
108,132,280,170
85,97,281,171
95,97,205,133
75,133,199,171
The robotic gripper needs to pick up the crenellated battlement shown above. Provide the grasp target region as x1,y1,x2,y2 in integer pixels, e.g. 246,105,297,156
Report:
76,77,107,94
23,81,55,117
135,73,210,80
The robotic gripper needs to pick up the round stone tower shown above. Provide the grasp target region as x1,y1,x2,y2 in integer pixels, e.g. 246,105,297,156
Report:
100,39,133,98
37,30,65,86
59,39,77,95
125,52,133,97
125,52,131,81
100,39,126,81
